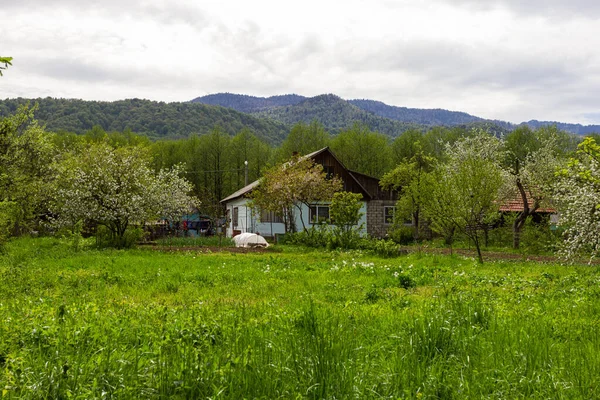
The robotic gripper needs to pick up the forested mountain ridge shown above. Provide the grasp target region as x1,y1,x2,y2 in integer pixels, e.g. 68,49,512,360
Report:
347,99,484,125
0,97,290,144
191,93,306,113
525,119,600,135
254,94,423,136
192,92,600,135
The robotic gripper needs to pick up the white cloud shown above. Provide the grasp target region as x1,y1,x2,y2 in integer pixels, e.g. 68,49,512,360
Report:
2,0,600,124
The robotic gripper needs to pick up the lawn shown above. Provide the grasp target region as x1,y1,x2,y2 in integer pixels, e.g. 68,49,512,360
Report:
1,237,599,399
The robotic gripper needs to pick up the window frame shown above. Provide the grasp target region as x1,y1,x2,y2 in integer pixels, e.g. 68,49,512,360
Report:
309,204,330,224
384,206,395,225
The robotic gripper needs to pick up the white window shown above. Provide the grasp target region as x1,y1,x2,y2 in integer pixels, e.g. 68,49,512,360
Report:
309,205,330,224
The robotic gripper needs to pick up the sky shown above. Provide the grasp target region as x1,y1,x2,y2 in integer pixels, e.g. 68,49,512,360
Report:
2,0,600,125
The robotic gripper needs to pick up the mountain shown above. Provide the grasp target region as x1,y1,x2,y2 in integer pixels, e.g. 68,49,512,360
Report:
347,99,485,126
254,94,422,136
190,92,600,136
523,120,600,135
192,93,307,113
0,97,289,144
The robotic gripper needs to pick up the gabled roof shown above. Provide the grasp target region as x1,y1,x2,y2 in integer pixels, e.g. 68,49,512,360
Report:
220,146,375,203
220,179,261,203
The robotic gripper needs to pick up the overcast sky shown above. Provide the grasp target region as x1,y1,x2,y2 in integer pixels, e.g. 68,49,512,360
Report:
3,0,600,124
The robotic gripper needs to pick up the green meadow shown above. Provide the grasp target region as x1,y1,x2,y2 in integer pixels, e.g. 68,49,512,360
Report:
1,238,600,399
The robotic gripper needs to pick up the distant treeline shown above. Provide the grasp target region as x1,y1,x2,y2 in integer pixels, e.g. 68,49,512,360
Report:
0,97,289,144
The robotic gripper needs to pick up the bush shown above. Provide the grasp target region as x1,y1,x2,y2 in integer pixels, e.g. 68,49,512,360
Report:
287,226,331,248
95,225,145,249
371,239,400,258
0,201,18,248
388,225,414,245
520,219,562,255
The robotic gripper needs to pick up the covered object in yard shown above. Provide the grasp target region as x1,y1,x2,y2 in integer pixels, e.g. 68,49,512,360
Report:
233,232,269,248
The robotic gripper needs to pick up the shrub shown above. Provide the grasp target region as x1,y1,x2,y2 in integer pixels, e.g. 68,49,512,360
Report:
388,225,414,245
371,239,400,258
95,225,145,249
287,226,331,248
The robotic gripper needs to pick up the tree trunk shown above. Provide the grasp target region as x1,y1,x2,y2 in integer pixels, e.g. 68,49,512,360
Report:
513,178,530,249
473,234,483,264
413,210,419,241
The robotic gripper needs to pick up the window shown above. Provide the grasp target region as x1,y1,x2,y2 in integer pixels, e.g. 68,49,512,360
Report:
232,207,239,228
384,206,395,224
260,209,283,223
310,205,330,224
323,165,334,180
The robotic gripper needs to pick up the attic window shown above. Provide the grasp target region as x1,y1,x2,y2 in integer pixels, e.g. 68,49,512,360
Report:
323,165,334,180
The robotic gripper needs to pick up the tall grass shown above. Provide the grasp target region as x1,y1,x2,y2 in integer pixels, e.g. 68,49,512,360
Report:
1,237,599,398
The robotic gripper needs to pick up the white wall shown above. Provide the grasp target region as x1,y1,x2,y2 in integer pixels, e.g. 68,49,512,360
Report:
225,198,285,238
224,200,368,237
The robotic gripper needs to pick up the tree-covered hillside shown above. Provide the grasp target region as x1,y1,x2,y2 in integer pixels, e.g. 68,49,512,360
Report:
256,94,423,136
191,93,306,113
348,99,484,126
524,120,600,135
189,92,600,136
0,98,290,144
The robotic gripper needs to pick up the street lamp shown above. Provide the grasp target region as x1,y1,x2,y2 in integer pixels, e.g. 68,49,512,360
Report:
244,160,248,186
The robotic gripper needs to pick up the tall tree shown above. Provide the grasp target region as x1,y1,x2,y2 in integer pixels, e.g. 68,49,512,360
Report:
430,133,505,263
390,129,426,165
0,104,56,235
331,123,392,177
502,126,563,248
380,146,435,240
278,120,330,161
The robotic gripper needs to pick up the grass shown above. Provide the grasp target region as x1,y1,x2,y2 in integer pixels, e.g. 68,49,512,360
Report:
154,235,235,248
1,237,600,398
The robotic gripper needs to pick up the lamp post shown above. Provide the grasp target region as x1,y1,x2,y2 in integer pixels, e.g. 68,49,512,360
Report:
244,160,248,186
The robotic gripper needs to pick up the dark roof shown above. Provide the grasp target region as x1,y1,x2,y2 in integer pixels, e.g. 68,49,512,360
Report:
220,146,375,203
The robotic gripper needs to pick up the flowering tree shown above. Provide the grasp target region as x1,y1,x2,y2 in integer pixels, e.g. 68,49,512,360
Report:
249,155,342,233
502,126,563,248
555,137,600,262
51,143,199,247
425,133,505,263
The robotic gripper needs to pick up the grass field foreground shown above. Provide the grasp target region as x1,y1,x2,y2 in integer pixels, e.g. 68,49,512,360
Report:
1,237,600,398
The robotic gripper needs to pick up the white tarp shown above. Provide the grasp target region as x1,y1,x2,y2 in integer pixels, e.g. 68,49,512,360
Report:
233,232,269,248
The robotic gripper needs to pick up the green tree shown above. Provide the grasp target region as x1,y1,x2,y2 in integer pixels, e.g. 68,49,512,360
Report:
330,123,392,177
390,129,426,164
278,121,330,161
431,133,505,263
0,104,56,235
380,147,435,240
330,191,364,248
0,57,12,76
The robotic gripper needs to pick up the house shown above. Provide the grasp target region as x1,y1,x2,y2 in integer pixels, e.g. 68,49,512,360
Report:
220,147,398,238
